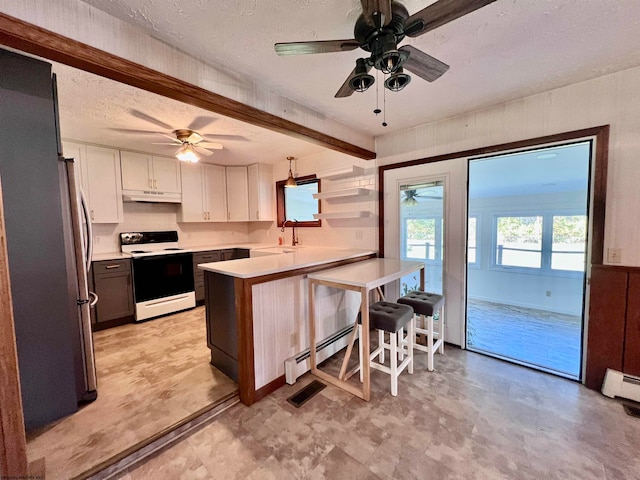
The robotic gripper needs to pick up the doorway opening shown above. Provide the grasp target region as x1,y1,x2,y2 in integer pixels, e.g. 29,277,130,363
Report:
465,141,592,379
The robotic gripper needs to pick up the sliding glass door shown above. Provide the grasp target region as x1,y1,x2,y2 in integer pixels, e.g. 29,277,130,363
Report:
466,141,591,379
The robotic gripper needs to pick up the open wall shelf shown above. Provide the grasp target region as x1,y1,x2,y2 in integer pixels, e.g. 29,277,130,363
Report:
313,187,370,200
313,211,370,220
316,165,365,180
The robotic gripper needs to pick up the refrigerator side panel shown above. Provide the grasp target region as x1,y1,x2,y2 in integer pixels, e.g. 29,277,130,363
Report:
0,49,79,429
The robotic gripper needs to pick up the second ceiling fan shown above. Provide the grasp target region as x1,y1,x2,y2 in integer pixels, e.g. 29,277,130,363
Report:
275,0,496,97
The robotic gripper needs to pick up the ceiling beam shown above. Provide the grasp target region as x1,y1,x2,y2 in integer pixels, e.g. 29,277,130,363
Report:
0,13,376,160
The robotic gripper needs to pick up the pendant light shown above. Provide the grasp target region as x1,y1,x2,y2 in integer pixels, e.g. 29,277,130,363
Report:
285,156,297,187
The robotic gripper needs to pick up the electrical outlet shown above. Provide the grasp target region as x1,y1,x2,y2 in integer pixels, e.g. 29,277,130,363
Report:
546,290,551,297
289,332,298,347
607,248,622,264
94,235,100,245
355,230,363,240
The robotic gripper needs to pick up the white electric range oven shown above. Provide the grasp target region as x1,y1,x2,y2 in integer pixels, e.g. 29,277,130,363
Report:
120,231,195,321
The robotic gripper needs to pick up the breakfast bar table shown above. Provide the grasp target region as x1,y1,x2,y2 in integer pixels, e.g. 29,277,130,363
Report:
307,258,424,401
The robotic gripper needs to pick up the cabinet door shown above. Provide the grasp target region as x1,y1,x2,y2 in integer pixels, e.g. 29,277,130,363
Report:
178,163,206,222
248,163,274,221
225,166,249,221
62,141,89,198
93,271,134,322
84,146,123,223
203,164,227,222
152,156,181,193
120,151,152,191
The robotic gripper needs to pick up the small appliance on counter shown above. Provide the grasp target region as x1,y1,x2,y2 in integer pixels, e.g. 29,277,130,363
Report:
120,231,195,321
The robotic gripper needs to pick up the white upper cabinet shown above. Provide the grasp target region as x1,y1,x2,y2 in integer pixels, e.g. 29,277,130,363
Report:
178,163,227,222
152,156,181,193
120,151,181,194
248,163,274,221
204,164,228,222
225,166,249,222
63,142,123,224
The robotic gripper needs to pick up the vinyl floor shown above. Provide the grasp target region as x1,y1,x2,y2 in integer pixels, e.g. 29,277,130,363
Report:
26,306,237,480
117,347,640,480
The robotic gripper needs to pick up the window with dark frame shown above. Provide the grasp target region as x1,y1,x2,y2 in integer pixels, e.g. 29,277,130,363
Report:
276,175,321,227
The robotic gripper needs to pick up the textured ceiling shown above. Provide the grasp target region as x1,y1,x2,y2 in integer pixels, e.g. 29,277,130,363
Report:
54,63,325,165
78,0,640,138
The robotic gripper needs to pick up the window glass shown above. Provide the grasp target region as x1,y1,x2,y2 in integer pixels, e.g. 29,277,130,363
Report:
552,215,586,271
284,181,318,222
276,175,320,227
405,218,437,260
468,217,477,264
496,216,543,268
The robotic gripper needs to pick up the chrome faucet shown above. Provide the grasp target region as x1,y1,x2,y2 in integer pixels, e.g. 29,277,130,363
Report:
281,219,299,246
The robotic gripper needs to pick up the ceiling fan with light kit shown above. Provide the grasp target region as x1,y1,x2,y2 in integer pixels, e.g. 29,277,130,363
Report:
275,0,496,101
114,109,247,162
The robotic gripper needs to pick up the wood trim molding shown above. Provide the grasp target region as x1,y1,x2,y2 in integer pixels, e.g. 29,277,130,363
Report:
378,125,610,263
0,13,376,161
235,253,377,405
0,177,28,477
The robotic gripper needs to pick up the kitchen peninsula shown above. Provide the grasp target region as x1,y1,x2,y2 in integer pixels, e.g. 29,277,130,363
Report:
198,247,377,405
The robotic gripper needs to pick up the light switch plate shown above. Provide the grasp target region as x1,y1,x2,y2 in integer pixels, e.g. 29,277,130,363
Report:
607,248,622,263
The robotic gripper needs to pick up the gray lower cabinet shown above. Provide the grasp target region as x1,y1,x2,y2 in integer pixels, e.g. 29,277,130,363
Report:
193,248,250,303
193,250,222,303
91,259,134,328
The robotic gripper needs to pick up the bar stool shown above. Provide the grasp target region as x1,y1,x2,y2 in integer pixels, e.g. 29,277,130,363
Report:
397,291,444,371
353,301,415,396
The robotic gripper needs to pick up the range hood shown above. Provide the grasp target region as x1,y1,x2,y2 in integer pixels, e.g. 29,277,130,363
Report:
122,189,181,203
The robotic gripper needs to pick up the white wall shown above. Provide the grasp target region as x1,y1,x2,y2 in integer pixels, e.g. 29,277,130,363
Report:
376,63,640,268
249,151,378,251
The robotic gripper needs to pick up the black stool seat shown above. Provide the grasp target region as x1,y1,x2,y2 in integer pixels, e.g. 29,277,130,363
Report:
397,291,444,316
358,301,414,333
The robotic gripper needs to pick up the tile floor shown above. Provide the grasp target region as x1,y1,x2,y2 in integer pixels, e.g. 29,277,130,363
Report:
26,306,237,479
467,299,582,378
117,347,640,480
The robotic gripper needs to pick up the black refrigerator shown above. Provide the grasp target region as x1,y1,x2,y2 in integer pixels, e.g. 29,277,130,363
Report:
0,48,98,430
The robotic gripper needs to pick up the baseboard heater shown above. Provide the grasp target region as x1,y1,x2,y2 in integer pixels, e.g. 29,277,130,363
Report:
602,369,640,403
285,324,354,385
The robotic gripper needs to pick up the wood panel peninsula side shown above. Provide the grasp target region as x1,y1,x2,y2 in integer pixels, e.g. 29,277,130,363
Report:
198,247,377,405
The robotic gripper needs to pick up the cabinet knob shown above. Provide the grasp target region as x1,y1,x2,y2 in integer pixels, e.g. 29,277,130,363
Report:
148,179,153,188
256,210,259,219
154,179,158,189
227,212,230,220
90,209,95,220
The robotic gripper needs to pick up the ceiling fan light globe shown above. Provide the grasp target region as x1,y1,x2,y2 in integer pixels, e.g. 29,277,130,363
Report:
176,143,200,163
385,70,411,92
349,73,375,92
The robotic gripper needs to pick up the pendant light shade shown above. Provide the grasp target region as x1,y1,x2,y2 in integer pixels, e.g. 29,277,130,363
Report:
285,156,297,187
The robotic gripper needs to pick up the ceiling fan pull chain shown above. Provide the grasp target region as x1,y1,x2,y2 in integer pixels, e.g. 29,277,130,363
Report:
382,74,388,127
374,69,381,115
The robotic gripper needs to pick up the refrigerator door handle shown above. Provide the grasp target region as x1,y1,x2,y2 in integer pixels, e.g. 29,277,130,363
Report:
89,291,99,307
79,188,93,273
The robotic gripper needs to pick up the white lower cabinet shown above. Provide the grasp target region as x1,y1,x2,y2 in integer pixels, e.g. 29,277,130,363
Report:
178,163,227,222
62,141,123,223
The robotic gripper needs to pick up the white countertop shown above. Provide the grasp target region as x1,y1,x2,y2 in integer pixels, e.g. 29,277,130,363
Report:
198,247,377,279
307,258,424,289
92,243,276,261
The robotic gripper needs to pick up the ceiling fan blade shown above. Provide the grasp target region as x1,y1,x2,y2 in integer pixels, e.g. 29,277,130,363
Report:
108,128,161,135
400,45,450,82
361,0,392,28
201,134,248,142
404,0,497,37
197,142,223,150
275,39,360,56
188,116,217,132
151,142,181,145
194,145,215,156
128,108,173,130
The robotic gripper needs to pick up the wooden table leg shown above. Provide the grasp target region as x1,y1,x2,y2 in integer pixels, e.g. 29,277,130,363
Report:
361,286,371,401
309,279,317,374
